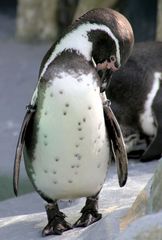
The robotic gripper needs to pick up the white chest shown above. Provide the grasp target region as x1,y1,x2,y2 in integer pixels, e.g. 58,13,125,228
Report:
25,72,110,200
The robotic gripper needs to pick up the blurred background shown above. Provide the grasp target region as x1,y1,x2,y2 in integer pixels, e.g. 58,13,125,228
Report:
0,0,161,201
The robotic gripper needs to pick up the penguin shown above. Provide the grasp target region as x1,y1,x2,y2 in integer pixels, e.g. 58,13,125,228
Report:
13,8,134,236
107,41,162,161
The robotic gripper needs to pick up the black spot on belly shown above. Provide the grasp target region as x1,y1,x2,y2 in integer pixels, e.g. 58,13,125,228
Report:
79,137,84,141
44,111,48,116
77,155,82,160
50,93,54,97
97,163,101,168
71,165,75,168
78,128,82,131
75,144,79,148
53,170,57,174
55,157,59,162
78,122,81,126
53,180,58,184
65,103,69,107
74,154,82,160
44,141,48,146
59,90,63,94
44,169,48,173
88,106,92,110
44,134,47,138
83,118,86,122
68,180,73,184
63,111,67,116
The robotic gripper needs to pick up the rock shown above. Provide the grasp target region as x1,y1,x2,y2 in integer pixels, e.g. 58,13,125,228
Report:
120,159,162,239
156,0,162,41
57,0,79,37
121,159,162,229
74,0,118,19
147,159,162,213
118,211,162,240
16,0,119,41
121,179,152,229
16,0,58,40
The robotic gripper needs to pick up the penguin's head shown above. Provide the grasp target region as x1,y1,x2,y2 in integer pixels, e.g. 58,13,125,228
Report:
73,8,134,92
39,8,134,93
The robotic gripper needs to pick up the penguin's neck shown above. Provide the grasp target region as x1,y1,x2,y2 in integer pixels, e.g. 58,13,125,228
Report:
40,23,119,79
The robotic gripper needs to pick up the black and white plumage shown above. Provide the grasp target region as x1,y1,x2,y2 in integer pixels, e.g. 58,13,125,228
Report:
107,41,162,161
13,8,134,236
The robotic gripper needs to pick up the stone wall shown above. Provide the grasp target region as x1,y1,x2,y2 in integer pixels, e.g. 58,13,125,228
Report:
16,0,161,41
156,0,162,41
74,0,118,19
16,0,118,41
16,0,58,41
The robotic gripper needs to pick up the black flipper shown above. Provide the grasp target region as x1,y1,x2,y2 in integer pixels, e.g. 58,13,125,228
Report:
13,105,36,196
103,100,128,187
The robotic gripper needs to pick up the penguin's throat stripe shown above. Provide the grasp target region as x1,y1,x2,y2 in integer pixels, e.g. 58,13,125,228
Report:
39,23,120,80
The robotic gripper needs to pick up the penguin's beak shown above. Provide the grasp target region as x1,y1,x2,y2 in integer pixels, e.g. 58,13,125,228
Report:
98,69,113,93
96,58,119,93
91,57,118,92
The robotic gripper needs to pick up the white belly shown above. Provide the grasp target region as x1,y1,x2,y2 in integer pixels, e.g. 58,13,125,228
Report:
26,72,110,200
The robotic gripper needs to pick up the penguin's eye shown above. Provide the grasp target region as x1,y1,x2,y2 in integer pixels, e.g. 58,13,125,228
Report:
110,55,116,62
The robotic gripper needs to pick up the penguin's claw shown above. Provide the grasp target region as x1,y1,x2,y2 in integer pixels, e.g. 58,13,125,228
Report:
74,196,101,228
74,211,102,227
42,219,72,236
42,202,72,236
